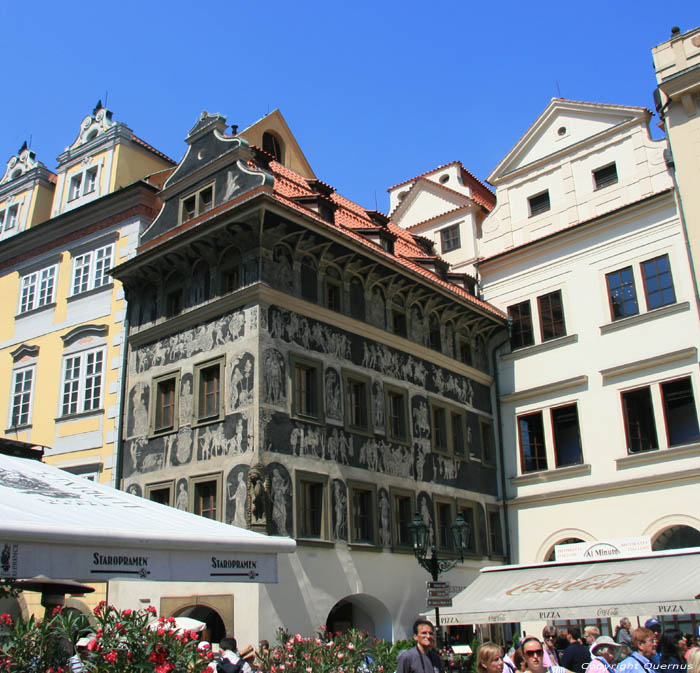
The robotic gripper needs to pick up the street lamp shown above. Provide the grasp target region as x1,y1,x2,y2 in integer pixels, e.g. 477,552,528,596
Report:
408,511,470,648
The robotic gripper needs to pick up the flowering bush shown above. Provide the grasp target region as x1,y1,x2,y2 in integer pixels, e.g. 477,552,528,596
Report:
0,603,213,673
0,605,419,673
256,627,413,673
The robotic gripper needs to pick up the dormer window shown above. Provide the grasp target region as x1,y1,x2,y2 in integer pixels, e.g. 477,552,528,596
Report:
1,205,18,232
440,224,461,253
528,190,551,217
593,163,618,190
66,164,102,206
180,183,215,224
84,167,98,194
262,132,284,164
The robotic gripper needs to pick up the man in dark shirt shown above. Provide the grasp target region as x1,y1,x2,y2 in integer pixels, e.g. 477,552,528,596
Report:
397,619,444,673
561,626,592,673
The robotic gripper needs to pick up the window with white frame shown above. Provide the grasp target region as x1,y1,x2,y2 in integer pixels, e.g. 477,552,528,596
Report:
67,165,101,203
9,367,34,428
440,224,461,253
60,347,105,416
19,265,57,314
1,204,19,232
71,243,114,295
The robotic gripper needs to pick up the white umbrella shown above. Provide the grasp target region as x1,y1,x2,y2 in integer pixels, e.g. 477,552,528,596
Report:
149,616,207,633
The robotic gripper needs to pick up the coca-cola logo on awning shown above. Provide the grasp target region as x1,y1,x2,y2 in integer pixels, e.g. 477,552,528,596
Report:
505,571,645,595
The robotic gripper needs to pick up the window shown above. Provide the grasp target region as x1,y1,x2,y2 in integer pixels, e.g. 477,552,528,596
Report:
642,254,676,310
440,225,461,253
166,288,184,317
538,290,566,341
1,205,19,232
508,300,534,349
324,268,343,311
350,483,376,544
152,374,179,434
61,348,104,416
146,482,173,506
528,190,550,217
551,404,583,467
291,355,323,422
458,337,473,366
391,296,407,337
435,501,453,551
451,411,466,456
488,508,504,556
392,491,414,547
67,165,101,203
19,265,57,313
221,264,240,293
480,421,496,465
194,359,223,424
300,256,317,302
593,163,618,190
192,477,219,520
297,472,328,539
622,387,657,453
385,387,409,443
262,132,284,163
180,183,215,223
9,367,34,428
428,315,441,351
661,377,700,447
518,411,547,472
69,174,82,201
432,406,448,452
343,371,371,433
606,267,638,320
71,243,114,295
349,277,365,321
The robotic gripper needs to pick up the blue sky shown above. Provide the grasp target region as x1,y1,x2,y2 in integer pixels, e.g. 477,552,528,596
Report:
1,1,697,212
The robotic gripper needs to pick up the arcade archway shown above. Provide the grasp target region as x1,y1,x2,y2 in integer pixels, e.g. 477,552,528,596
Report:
326,594,392,641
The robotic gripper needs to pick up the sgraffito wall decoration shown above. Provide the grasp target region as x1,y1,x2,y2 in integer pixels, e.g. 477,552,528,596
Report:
267,462,292,537
332,479,348,541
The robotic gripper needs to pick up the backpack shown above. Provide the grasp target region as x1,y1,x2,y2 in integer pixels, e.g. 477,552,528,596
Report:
216,654,245,673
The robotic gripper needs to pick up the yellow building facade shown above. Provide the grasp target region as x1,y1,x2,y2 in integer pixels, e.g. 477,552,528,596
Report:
0,103,174,486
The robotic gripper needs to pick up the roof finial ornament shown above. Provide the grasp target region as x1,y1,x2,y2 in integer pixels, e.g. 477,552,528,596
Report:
93,99,103,116
18,140,28,155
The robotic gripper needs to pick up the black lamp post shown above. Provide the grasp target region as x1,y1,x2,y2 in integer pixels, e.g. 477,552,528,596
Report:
408,511,470,648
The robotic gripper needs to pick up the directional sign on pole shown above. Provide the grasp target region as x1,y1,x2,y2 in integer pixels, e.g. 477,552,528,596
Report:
427,581,449,589
428,589,450,598
427,597,453,607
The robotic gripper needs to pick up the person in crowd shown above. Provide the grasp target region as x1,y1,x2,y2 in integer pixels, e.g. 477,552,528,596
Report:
587,636,623,673
397,619,444,673
503,641,521,673
686,648,700,673
616,620,633,648
522,636,567,673
658,630,687,672
543,627,560,667
478,642,505,673
618,628,658,673
561,626,592,673
586,628,602,648
214,637,255,673
555,632,570,663
646,620,663,670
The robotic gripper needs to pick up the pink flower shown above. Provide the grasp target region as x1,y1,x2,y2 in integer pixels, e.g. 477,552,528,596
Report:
294,633,303,643
104,650,119,663
122,608,132,616
0,613,12,626
146,605,157,615
338,652,344,659
348,643,355,651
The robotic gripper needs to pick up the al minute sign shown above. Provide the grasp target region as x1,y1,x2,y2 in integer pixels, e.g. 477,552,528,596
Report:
554,537,652,562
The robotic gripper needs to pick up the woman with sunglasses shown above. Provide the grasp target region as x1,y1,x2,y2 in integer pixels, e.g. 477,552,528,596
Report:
522,637,568,673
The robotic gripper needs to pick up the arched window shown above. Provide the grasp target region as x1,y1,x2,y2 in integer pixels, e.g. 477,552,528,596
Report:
391,295,407,337
219,247,241,294
164,273,185,318
545,537,584,562
652,525,700,551
300,256,317,302
190,261,211,306
349,277,365,321
262,132,284,164
428,314,441,351
324,266,342,312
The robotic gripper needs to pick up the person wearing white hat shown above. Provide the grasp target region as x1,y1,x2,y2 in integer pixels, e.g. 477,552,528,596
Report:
588,637,623,673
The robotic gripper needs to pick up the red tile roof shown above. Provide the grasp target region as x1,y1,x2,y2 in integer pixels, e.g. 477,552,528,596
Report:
269,160,505,319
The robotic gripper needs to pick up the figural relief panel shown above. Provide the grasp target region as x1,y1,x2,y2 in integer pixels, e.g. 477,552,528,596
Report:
226,464,249,528
332,479,347,541
378,488,391,547
267,462,292,537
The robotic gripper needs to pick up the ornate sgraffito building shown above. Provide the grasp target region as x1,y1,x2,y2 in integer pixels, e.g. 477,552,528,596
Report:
111,111,508,644
0,103,175,487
